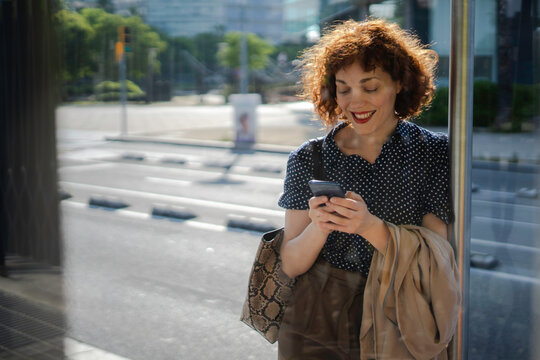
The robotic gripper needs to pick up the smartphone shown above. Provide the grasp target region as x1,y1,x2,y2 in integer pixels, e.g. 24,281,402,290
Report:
308,180,346,199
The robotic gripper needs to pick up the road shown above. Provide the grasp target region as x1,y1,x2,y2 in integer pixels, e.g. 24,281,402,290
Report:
56,110,539,359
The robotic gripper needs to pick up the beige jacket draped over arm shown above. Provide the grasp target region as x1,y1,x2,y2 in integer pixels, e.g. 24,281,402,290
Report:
360,223,461,360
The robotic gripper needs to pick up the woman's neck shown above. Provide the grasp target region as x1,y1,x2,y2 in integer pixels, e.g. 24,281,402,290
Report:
335,119,398,162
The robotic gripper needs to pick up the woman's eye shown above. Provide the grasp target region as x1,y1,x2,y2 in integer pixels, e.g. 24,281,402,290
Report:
365,88,378,93
337,89,350,95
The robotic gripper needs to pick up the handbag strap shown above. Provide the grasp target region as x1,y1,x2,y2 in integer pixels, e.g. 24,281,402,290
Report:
309,137,326,181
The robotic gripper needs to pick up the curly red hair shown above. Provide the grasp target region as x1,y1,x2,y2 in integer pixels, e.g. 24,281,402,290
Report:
299,18,438,126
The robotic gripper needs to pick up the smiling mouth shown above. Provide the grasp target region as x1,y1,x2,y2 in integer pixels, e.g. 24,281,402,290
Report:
351,110,376,124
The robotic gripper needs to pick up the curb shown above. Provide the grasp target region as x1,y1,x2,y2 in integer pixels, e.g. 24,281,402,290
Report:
107,135,540,172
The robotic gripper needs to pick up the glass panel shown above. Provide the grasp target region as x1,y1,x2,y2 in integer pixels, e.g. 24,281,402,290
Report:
4,0,538,358
468,1,540,359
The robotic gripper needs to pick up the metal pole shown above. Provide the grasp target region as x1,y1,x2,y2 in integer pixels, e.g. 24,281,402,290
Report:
448,0,475,359
120,53,127,135
240,0,248,94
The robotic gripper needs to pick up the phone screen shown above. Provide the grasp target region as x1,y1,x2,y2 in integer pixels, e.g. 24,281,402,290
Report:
308,180,346,198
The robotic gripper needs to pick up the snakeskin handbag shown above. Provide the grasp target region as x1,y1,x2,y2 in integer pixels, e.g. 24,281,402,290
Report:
240,228,295,343
240,138,325,343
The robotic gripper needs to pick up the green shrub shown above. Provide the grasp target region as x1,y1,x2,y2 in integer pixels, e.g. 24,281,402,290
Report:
94,80,145,102
95,80,121,93
416,87,448,126
417,81,499,128
512,83,540,122
473,81,498,127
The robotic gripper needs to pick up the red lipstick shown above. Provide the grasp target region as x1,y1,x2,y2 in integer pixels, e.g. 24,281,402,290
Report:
351,110,375,124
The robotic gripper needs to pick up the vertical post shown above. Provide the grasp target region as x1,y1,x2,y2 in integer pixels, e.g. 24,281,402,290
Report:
240,0,248,94
120,53,127,135
448,0,475,359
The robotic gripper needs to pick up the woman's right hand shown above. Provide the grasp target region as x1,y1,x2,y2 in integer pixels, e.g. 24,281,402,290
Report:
308,196,334,235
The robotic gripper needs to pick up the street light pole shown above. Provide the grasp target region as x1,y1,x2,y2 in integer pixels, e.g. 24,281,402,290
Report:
240,0,248,94
120,53,127,135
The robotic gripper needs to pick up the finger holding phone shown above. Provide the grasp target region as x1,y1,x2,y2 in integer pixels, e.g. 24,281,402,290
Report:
308,180,348,234
324,191,377,236
308,180,386,247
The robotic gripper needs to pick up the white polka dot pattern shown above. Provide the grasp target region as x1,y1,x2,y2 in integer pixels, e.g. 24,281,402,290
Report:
278,120,452,276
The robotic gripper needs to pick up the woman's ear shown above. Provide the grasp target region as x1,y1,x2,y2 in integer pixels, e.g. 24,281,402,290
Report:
396,81,403,94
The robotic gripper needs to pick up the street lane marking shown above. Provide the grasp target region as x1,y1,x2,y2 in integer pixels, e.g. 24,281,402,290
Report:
62,201,86,209
473,215,540,227
473,198,540,211
471,267,540,287
472,238,540,255
61,200,226,232
107,161,284,185
59,182,285,217
145,177,192,186
58,162,116,171
116,208,150,220
183,220,226,232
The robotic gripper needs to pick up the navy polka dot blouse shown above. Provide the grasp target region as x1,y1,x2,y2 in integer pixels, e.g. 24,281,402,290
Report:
278,120,452,277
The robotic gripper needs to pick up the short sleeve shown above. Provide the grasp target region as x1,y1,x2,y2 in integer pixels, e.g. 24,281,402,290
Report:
422,135,453,224
278,144,314,210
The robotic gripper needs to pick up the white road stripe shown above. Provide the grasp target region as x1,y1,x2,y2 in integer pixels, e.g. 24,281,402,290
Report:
58,162,116,171
145,177,192,186
477,189,516,197
182,220,226,232
93,161,284,186
473,215,540,227
473,198,540,211
154,165,283,185
116,208,151,220
59,181,285,217
61,200,226,232
472,267,540,286
472,238,540,255
62,200,86,209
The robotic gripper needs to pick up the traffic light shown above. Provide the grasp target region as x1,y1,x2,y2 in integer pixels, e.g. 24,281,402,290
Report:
117,25,132,53
123,26,131,52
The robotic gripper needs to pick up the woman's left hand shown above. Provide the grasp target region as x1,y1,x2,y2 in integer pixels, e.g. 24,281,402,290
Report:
324,191,378,236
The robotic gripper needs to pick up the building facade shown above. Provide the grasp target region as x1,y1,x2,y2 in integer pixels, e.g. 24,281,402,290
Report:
282,0,320,43
145,0,283,42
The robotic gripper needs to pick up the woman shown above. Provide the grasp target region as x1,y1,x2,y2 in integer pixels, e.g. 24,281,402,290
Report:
277,19,453,359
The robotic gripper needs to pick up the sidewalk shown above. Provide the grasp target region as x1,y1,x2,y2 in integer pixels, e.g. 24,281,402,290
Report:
57,100,540,163
0,261,130,360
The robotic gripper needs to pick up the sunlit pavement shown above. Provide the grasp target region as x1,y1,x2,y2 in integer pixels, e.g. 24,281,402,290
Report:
56,101,540,163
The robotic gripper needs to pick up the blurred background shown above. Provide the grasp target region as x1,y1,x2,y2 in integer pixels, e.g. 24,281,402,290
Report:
0,0,539,359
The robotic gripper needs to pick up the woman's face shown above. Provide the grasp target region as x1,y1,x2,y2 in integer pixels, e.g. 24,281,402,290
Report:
335,62,401,139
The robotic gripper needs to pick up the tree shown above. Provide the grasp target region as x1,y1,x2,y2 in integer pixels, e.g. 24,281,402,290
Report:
193,32,222,71
79,8,166,83
158,35,196,86
55,8,167,100
217,32,274,70
56,10,95,81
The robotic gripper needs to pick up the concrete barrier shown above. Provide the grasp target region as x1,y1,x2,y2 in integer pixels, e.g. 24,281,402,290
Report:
121,153,145,161
226,214,277,233
88,196,129,210
160,157,187,165
151,204,196,220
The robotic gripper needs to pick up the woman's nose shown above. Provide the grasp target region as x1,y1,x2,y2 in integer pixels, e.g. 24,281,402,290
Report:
349,89,365,105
